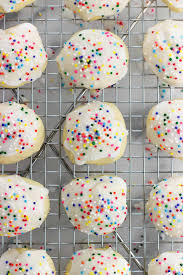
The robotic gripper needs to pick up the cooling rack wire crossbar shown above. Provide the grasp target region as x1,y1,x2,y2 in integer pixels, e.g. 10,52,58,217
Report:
0,0,181,274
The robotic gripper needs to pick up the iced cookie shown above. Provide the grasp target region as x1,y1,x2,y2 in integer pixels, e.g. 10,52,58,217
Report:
143,20,183,86
56,29,129,89
63,101,128,165
149,251,183,274
147,176,183,238
0,0,35,13
0,101,45,164
65,0,130,21
0,248,56,274
0,23,47,88
62,175,127,235
66,247,131,274
0,175,49,237
162,0,183,12
146,100,183,159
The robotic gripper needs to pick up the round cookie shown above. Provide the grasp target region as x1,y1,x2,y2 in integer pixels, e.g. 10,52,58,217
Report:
62,175,127,235
162,0,183,12
149,251,183,274
0,0,35,13
56,29,129,90
147,176,183,238
65,0,130,21
63,101,128,165
66,247,131,274
0,175,50,237
143,20,183,87
0,23,47,88
146,100,183,159
0,101,45,164
0,248,56,274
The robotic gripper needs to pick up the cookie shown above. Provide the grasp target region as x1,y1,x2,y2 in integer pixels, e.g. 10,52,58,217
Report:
149,251,183,274
62,175,127,235
63,101,128,165
0,101,45,164
0,23,47,88
65,0,130,21
56,29,129,89
0,175,50,237
146,100,183,159
66,247,131,274
147,176,183,238
0,0,35,13
162,0,183,12
143,20,183,87
0,248,56,274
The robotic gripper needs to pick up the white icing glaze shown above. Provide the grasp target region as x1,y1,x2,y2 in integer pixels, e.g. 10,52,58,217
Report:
0,248,55,274
64,101,128,165
149,251,183,274
56,29,129,89
62,175,127,235
67,247,131,274
0,175,49,237
0,23,47,87
0,101,42,157
163,0,183,11
143,20,183,87
146,176,183,238
147,100,183,158
66,0,129,21
0,0,34,12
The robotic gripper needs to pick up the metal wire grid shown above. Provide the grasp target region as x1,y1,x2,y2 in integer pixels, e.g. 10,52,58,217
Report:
1,0,183,274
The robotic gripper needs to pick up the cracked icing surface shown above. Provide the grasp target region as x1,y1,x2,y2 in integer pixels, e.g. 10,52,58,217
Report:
0,23,47,88
65,0,130,21
0,175,49,237
62,175,127,235
57,29,128,89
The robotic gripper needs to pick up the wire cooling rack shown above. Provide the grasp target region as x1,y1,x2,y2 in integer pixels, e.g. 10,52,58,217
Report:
1,0,183,274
